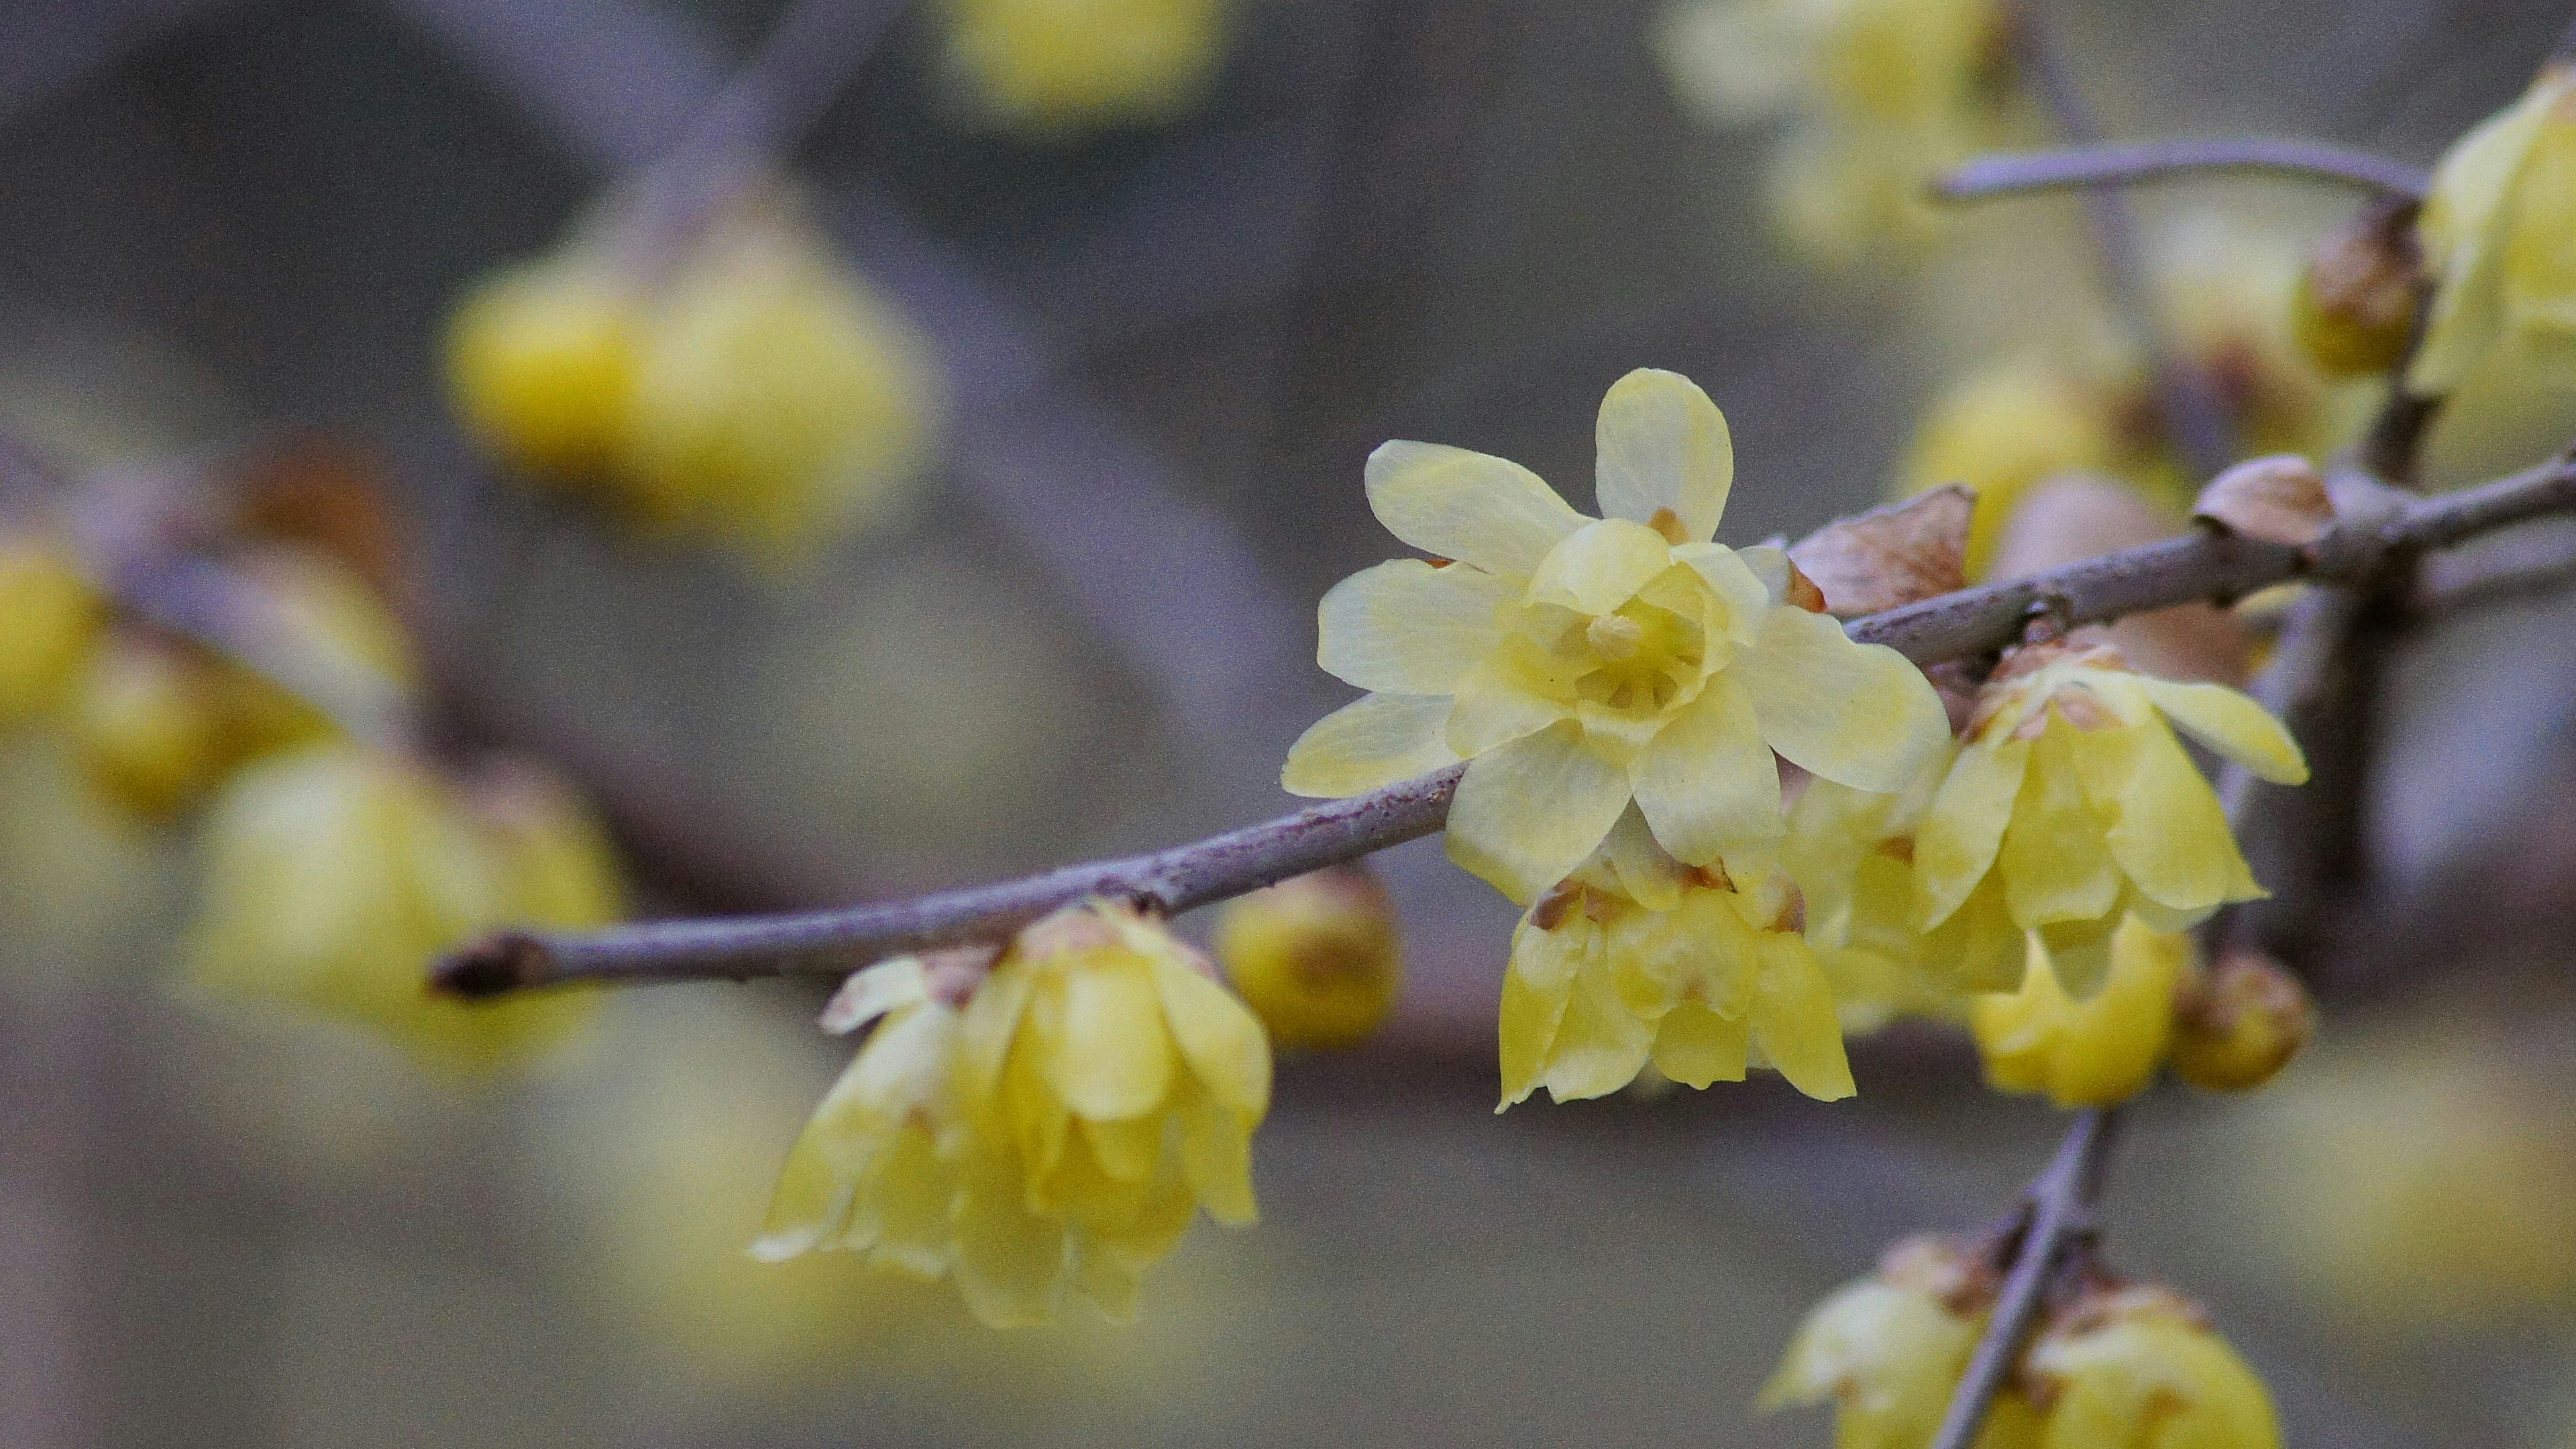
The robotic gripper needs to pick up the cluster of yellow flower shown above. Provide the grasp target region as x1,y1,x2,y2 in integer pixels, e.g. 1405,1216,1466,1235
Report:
1766,1236,2282,1449
445,193,943,561
939,0,1234,133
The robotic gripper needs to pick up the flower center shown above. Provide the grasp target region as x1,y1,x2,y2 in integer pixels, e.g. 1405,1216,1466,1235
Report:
1568,600,1703,714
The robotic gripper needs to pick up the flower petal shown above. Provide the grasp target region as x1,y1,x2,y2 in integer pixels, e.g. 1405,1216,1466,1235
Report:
1729,606,1948,792
1650,998,1752,1088
1447,661,1571,756
1750,934,1855,1102
1365,440,1586,580
1998,721,2124,928
1629,676,1784,865
1525,518,1678,616
1672,541,1773,643
1446,723,1635,903
1049,957,1174,1121
1152,955,1271,1120
1915,737,2030,928
1176,1083,1259,1226
1536,953,1657,1102
1316,559,1509,694
1594,368,1733,543
2135,676,2309,784
953,1152,1067,1328
2070,716,2261,916
1282,692,1459,798
1498,926,1580,1109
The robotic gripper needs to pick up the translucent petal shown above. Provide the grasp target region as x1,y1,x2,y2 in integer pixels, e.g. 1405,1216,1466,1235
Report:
1672,541,1773,642
1076,1254,1142,1324
1176,1085,1259,1226
1915,737,2031,928
752,1057,874,1260
1650,998,1752,1088
1081,1113,1163,1182
1594,368,1733,543
1629,676,1784,865
2412,83,2552,394
2071,718,2260,916
1536,953,1657,1102
1524,518,1677,616
1448,659,1572,757
1600,804,1688,911
2135,676,2309,784
1281,692,1459,798
865,1125,958,1277
953,1153,1067,1328
817,957,928,1036
1049,958,1174,1121
1152,955,1271,1118
958,958,1035,1099
1446,722,1634,903
1085,1163,1197,1271
1497,934,1576,1110
1997,722,2123,928
1730,606,1947,792
1317,559,1509,694
1750,934,1856,1101
1364,439,1585,580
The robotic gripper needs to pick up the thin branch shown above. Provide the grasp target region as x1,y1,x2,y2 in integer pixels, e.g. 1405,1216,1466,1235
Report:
1937,139,2430,204
1927,1108,2123,1449
433,446,2576,997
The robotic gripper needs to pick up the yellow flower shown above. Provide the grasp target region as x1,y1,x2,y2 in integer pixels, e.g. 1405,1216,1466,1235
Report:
1898,356,2133,578
1499,810,1854,1107
2026,1286,2281,1449
1762,1234,2041,1449
444,253,640,479
186,745,617,1070
2410,64,2576,397
2166,949,2312,1093
0,531,101,723
68,633,236,816
1913,639,2305,997
1285,368,1949,904
1970,918,2188,1109
943,0,1230,131
951,901,1270,1324
1212,865,1403,1051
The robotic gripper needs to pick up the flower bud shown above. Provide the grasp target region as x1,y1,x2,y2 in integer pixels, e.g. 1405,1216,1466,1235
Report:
0,532,102,722
2168,949,2312,1093
2292,201,2424,378
1971,919,2188,1109
2191,455,2333,549
943,0,1230,131
1212,865,1402,1051
444,254,641,479
2026,1285,2282,1449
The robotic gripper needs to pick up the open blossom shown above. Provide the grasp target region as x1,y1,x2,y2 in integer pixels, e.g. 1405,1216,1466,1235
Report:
1971,918,2190,1109
2409,64,2576,396
1913,639,2305,997
2026,1287,2282,1449
1499,811,1854,1107
1285,368,1948,904
1762,1235,2041,1449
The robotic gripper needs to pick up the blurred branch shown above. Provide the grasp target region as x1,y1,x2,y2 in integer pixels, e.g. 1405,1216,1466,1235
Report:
1937,139,2430,203
437,444,2576,996
1926,1108,2121,1449
2412,524,2576,613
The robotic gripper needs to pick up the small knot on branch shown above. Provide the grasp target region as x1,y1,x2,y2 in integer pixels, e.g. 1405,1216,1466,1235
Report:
433,931,556,999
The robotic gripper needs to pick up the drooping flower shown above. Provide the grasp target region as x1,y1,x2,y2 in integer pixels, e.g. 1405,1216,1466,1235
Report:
2410,64,2576,397
1499,810,1854,1107
1212,865,1403,1051
2025,1286,2282,1449
1970,918,2189,1109
1285,368,1949,904
1761,1234,2042,1449
952,901,1271,1324
941,0,1231,132
1913,638,2305,997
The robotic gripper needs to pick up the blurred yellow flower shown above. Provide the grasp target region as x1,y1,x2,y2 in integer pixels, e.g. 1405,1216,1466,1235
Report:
2026,1286,2281,1449
1285,368,1948,904
1499,810,1853,1107
943,0,1230,131
1914,639,2304,997
2411,64,2576,397
1970,918,2187,1109
2166,949,2312,1094
186,745,618,1070
1762,1234,2040,1449
1212,865,1403,1051
445,253,640,479
1898,356,2130,578
0,531,100,723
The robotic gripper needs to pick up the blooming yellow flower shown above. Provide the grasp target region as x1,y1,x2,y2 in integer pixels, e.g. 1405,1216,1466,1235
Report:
1285,368,1949,904
2410,64,2576,396
1971,918,2188,1109
1499,810,1854,1106
2026,1286,2281,1449
0,531,100,723
943,0,1229,132
1762,1234,2041,1449
950,901,1270,1324
186,745,617,1070
1914,639,2305,997
1212,865,1402,1051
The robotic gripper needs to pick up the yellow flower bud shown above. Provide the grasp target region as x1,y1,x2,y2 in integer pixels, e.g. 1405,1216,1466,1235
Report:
444,254,641,479
1898,358,2125,578
1212,865,1401,1051
2167,949,2312,1093
1970,918,2187,1109
68,633,236,816
185,745,617,1070
0,532,101,722
2026,1285,2281,1449
1762,1234,2041,1449
2410,65,2576,396
942,0,1230,131
2292,203,2424,378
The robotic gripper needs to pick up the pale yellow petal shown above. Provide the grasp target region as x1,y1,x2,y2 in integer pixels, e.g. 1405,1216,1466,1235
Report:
958,957,1036,1099
1524,517,1677,616
1176,1085,1259,1226
2071,718,2259,916
1629,675,1784,865
1600,804,1688,911
864,1125,957,1277
1446,722,1634,903
816,957,929,1035
1364,439,1585,579
1448,659,1574,757
1080,1113,1163,1182
1536,954,1657,1102
954,1152,1067,1328
1729,605,1947,792
1049,958,1174,1121
2412,83,2553,394
751,1063,872,1260
1998,722,2123,928
1594,368,1732,543
2135,676,2308,784
1317,559,1509,694
1152,955,1272,1119
1672,541,1773,641
1750,934,1856,1102
1281,692,1459,798
1649,997,1752,1088
1915,737,2031,928
1497,932,1576,1110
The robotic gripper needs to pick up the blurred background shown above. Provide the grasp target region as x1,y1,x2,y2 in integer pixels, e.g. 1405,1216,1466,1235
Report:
5,0,2576,1444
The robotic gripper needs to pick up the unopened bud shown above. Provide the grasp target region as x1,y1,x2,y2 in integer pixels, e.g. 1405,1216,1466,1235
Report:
2169,949,2314,1093
1213,864,1402,1051
2292,200,2424,379
2192,455,2333,547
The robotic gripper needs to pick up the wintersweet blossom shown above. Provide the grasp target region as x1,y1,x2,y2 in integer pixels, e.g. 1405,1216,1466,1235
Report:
1970,919,2190,1109
1284,368,1948,904
1913,639,2305,997
1762,1234,2041,1449
2410,64,2576,397
2025,1287,2282,1449
1498,811,1853,1107
942,0,1230,132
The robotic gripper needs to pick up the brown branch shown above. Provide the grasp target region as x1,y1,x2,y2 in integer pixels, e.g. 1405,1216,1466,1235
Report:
1936,139,2430,204
433,446,2576,997
1927,1108,2122,1449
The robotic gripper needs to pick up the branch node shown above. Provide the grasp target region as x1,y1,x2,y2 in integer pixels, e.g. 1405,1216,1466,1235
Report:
433,931,556,999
